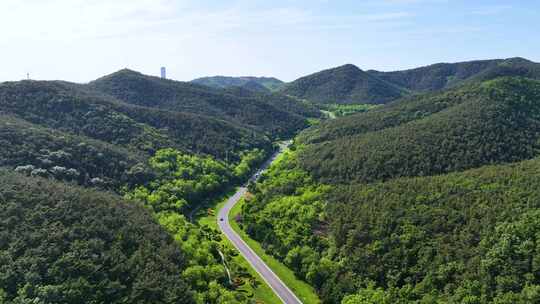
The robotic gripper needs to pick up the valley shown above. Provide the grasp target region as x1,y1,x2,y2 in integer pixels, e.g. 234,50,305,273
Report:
3,57,540,304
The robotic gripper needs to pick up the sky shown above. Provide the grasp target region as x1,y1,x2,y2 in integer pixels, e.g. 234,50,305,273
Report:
0,0,538,83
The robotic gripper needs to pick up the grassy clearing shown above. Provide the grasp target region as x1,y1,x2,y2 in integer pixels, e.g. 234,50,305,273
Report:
229,198,321,304
321,103,380,117
195,190,281,304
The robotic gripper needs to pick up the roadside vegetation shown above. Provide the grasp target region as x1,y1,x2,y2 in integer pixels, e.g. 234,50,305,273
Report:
231,197,322,304
122,148,275,303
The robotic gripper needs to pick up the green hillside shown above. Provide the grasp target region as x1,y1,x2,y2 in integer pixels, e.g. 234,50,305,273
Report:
281,64,406,104
299,77,540,184
281,58,540,106
0,80,270,161
191,75,285,91
0,170,195,303
239,74,540,303
223,86,322,119
90,70,307,138
241,146,540,303
238,80,271,93
324,157,540,303
0,70,309,303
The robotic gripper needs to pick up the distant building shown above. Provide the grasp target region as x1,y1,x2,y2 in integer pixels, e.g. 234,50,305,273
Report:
160,67,166,79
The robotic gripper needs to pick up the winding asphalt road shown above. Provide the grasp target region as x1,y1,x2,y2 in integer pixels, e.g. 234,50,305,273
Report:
217,142,302,304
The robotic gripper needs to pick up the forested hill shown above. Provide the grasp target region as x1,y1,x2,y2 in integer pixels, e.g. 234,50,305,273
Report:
242,148,540,303
368,57,540,92
280,57,540,105
241,76,540,303
298,77,540,184
191,75,284,91
89,69,312,139
0,80,270,158
0,79,274,191
0,170,195,303
280,64,406,104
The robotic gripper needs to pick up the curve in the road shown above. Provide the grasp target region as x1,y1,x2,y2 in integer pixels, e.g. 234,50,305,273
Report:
217,144,302,304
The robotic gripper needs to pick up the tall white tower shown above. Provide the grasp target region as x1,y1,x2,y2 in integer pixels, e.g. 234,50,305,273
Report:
160,67,166,79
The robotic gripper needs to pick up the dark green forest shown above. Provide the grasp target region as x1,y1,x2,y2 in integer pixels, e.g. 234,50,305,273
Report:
298,77,540,184
0,170,194,304
89,69,316,139
0,80,272,160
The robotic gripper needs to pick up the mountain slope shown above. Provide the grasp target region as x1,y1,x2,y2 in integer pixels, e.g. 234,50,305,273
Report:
0,170,195,303
281,64,406,104
222,86,322,119
0,80,270,161
241,148,540,302
0,113,148,189
325,155,540,302
191,75,284,91
89,70,310,138
299,77,540,184
239,80,272,93
368,57,540,92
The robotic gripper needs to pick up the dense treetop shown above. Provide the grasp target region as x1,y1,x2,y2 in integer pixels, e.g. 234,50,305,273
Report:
323,156,540,303
0,114,148,189
0,170,195,304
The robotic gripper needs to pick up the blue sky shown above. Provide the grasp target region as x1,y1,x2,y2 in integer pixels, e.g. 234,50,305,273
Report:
0,0,538,82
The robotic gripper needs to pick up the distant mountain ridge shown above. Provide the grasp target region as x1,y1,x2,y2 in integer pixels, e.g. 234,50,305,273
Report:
368,57,540,92
281,57,540,104
191,75,285,92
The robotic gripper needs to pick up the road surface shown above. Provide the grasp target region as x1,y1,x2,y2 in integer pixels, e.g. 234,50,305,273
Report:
218,142,302,304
